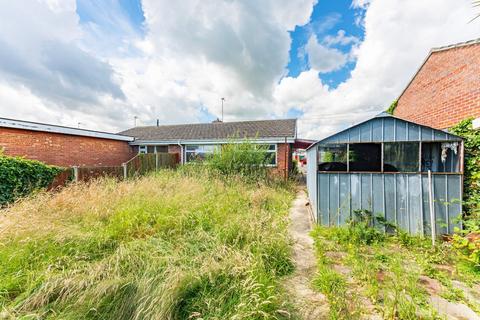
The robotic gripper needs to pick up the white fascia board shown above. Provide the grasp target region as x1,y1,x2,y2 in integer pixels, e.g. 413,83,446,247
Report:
0,118,134,142
130,137,295,146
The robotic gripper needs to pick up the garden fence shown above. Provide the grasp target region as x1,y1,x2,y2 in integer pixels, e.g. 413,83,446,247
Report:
48,153,179,188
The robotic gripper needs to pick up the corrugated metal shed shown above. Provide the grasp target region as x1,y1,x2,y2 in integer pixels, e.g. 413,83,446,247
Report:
306,113,463,236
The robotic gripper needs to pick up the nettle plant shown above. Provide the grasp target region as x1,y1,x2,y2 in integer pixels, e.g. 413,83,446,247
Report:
450,118,480,266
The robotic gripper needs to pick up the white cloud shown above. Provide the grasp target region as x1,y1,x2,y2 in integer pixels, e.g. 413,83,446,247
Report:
0,0,128,131
324,30,360,46
305,35,349,73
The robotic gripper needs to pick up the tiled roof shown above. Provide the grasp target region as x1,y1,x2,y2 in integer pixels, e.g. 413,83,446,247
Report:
120,119,297,142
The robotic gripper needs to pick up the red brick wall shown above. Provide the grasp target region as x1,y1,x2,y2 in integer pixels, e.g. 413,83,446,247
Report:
395,43,480,129
271,143,293,178
0,127,135,167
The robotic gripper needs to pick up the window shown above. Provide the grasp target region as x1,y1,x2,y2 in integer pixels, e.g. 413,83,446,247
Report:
256,144,277,166
156,146,168,153
349,143,381,172
384,142,419,172
422,142,460,173
139,145,169,154
318,144,348,171
185,145,219,162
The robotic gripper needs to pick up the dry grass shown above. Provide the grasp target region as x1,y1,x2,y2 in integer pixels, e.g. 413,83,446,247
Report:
0,169,295,319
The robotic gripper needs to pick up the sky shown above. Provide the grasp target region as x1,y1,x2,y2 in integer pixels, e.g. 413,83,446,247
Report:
0,0,478,139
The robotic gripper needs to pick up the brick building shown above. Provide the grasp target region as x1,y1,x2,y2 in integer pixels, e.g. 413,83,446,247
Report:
1,117,298,176
394,38,480,129
0,118,135,167
121,119,297,177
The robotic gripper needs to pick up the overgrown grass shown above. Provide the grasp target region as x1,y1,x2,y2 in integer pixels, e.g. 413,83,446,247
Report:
311,222,480,319
0,168,295,319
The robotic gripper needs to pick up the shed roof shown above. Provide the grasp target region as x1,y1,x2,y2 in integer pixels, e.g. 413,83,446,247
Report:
120,119,297,143
307,112,462,150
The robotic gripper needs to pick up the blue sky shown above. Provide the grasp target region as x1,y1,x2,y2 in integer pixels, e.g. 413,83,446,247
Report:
287,0,365,88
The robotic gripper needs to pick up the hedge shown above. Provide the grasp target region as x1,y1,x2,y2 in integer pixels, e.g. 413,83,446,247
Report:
450,118,480,217
0,155,62,205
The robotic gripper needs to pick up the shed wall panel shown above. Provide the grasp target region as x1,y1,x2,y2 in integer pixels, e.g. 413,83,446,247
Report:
316,172,461,236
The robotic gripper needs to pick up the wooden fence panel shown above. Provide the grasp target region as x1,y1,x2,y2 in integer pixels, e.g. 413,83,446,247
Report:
125,153,178,178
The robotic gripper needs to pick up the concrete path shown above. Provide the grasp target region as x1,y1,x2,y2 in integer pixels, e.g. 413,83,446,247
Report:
284,190,329,319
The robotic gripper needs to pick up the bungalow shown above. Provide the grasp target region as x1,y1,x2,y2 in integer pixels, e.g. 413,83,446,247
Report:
394,38,480,129
120,119,297,177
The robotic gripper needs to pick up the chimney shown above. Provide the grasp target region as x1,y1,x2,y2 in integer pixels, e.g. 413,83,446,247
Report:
212,118,222,123
156,119,159,127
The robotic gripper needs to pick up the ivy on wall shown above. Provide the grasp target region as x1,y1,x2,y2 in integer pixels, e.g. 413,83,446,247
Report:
450,118,480,217
386,100,398,115
450,118,480,266
0,154,62,205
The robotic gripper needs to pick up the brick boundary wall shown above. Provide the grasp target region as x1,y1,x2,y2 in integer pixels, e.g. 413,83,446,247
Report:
0,127,135,167
395,42,480,129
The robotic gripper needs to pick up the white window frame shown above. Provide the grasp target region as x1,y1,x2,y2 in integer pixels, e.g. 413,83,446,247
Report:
138,145,168,154
255,144,277,167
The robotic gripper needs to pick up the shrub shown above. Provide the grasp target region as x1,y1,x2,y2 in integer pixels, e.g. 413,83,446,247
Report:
205,140,272,181
450,118,480,267
0,155,62,205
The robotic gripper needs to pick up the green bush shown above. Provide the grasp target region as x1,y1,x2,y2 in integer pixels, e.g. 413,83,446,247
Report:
0,155,62,205
450,118,480,267
205,140,272,181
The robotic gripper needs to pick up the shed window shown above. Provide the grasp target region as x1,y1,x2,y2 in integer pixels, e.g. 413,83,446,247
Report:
349,143,381,172
384,142,419,172
318,144,348,171
422,142,460,173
